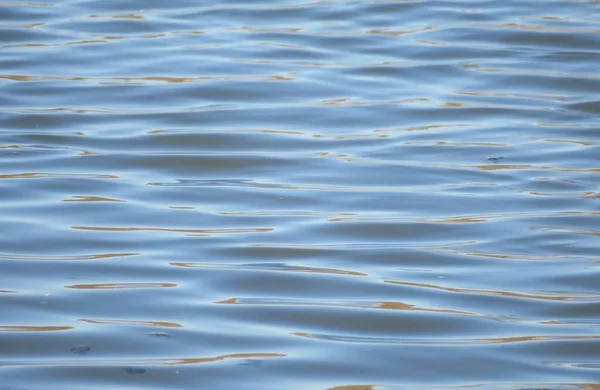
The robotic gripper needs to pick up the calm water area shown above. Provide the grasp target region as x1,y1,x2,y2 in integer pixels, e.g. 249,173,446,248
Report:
1,0,600,389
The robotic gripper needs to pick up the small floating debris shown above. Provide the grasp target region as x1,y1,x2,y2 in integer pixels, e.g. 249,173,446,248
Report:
70,345,91,355
123,367,146,375
487,157,504,162
149,332,170,338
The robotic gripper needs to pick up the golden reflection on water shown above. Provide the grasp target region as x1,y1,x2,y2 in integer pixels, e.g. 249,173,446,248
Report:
416,39,447,46
292,332,600,345
172,262,367,276
546,138,597,146
65,282,177,290
441,102,464,108
0,252,138,261
0,74,296,84
375,301,471,316
162,352,286,366
328,215,487,223
0,353,286,368
65,40,110,46
384,279,598,302
216,298,482,318
79,319,182,328
4,22,45,28
63,195,127,202
329,210,600,224
580,384,600,390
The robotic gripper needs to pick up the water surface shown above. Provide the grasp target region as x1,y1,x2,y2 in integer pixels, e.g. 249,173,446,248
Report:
1,0,600,389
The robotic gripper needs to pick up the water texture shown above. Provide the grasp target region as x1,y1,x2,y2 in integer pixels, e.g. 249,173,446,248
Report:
1,0,599,388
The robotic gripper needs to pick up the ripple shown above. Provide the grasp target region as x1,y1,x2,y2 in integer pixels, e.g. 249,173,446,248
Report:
0,326,72,332
0,2,54,6
71,226,274,236
328,384,600,390
216,298,487,318
65,283,177,290
0,353,286,368
542,362,600,370
78,319,182,328
0,252,138,261
462,62,600,80
329,210,600,224
63,195,126,202
293,332,600,346
250,241,475,250
3,0,600,388
0,74,296,84
384,280,600,302
172,262,367,277
217,210,357,217
430,247,599,262
0,172,118,179
531,226,600,237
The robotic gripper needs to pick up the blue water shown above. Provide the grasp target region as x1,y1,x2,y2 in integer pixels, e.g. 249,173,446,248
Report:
1,0,599,389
